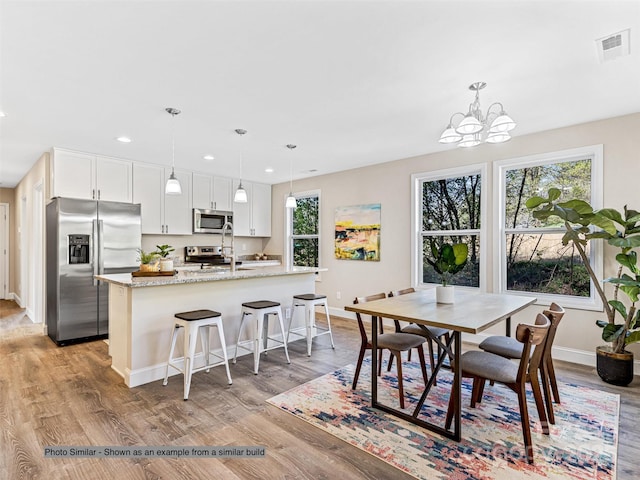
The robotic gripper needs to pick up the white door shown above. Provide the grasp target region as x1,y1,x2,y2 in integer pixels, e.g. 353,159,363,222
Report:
163,168,192,234
232,179,252,236
213,177,232,211
251,182,272,237
51,148,95,199
0,203,8,299
95,155,133,202
133,163,164,234
192,173,213,210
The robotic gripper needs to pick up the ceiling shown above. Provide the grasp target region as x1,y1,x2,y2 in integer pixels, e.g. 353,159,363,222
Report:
1,0,639,188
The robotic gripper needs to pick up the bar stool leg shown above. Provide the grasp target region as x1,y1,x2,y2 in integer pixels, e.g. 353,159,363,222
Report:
262,313,270,353
276,307,291,364
253,311,263,374
201,325,210,373
184,324,200,400
233,311,247,365
216,321,233,385
306,304,313,356
322,301,335,349
163,324,180,386
286,301,296,345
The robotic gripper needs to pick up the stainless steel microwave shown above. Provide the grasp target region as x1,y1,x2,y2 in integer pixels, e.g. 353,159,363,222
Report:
193,209,233,234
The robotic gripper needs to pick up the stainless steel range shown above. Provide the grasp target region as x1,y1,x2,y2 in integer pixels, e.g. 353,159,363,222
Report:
184,246,241,268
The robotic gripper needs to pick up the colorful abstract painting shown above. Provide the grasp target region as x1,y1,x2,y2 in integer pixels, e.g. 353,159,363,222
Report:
335,204,380,261
268,358,618,480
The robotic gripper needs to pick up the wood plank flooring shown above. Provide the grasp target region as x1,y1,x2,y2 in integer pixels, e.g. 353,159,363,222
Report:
0,299,638,479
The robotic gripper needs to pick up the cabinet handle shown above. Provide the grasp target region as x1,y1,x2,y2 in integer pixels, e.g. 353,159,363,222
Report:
97,189,101,200
92,189,96,200
166,225,169,234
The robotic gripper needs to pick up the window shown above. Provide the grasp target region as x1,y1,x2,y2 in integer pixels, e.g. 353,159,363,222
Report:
412,165,486,289
287,191,320,268
495,145,604,309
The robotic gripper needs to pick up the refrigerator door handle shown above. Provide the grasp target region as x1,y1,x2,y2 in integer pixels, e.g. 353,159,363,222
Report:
92,219,99,286
98,219,104,276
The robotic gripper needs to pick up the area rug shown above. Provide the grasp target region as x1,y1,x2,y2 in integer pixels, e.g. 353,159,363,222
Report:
267,358,618,479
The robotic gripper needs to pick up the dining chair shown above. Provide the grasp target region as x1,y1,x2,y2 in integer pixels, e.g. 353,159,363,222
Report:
445,313,551,465
352,293,430,409
478,303,565,423
387,287,450,384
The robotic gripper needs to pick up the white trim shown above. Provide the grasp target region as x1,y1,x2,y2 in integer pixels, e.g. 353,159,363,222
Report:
411,163,487,291
0,203,8,299
285,189,321,279
493,144,604,311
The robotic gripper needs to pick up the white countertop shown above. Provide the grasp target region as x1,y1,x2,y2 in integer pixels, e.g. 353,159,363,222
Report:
96,265,322,288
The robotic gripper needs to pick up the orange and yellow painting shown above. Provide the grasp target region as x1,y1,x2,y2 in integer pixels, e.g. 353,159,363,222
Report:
335,204,380,261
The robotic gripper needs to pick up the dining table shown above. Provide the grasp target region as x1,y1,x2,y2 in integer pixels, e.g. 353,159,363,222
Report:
344,288,535,441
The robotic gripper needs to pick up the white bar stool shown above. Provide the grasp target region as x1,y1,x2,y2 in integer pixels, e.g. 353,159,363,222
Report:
287,293,335,356
163,309,232,400
233,300,291,374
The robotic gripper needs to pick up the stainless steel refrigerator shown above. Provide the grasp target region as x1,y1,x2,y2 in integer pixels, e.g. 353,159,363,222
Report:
46,197,141,345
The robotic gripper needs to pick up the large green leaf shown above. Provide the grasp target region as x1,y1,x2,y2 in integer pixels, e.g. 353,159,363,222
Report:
608,300,627,318
452,243,468,266
597,208,625,226
601,323,625,342
559,199,593,215
616,252,638,274
548,188,562,201
590,214,617,236
608,235,640,248
625,330,640,345
525,196,547,209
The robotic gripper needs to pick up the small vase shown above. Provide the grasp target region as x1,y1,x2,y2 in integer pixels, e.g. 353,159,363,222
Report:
139,263,155,272
159,259,174,272
436,285,455,304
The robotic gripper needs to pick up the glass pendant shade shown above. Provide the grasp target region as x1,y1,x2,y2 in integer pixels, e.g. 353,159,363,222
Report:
285,193,297,209
439,125,462,144
489,112,516,133
165,169,182,195
164,107,182,195
455,114,483,134
234,182,248,203
458,134,481,148
486,131,511,143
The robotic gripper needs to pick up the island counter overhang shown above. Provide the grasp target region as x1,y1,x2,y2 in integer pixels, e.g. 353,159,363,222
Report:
95,267,324,388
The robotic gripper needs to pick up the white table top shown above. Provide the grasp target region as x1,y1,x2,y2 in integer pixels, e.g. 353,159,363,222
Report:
344,289,535,334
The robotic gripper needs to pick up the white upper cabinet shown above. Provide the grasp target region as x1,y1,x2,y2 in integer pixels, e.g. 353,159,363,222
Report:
50,148,132,202
193,173,233,211
133,163,192,235
232,180,271,237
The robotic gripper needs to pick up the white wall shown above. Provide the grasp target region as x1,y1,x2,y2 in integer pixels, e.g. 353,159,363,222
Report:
265,113,640,367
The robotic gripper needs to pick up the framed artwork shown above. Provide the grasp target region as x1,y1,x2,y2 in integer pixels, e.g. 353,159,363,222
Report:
334,204,380,261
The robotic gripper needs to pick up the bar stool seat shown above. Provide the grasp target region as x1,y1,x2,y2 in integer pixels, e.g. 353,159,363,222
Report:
233,300,291,374
163,309,232,400
287,293,335,356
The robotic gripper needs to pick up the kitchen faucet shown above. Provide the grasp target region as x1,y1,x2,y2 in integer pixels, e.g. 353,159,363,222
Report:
221,221,236,272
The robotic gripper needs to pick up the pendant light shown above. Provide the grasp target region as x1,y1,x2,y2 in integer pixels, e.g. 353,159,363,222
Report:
165,107,182,195
285,144,297,209
234,128,248,203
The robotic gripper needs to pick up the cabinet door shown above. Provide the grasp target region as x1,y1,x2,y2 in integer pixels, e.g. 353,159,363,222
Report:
51,149,95,199
133,163,164,234
251,182,272,237
231,179,252,236
163,168,192,235
96,156,132,202
213,177,232,211
192,173,213,210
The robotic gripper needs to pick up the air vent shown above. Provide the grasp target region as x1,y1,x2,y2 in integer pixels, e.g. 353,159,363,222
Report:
596,29,630,63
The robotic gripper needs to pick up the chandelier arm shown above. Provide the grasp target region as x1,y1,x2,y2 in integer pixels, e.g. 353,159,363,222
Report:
485,102,505,117
448,112,466,126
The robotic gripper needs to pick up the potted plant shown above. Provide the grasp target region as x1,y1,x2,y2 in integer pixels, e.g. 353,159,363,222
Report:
527,187,640,385
137,249,159,272
155,244,175,272
426,240,468,304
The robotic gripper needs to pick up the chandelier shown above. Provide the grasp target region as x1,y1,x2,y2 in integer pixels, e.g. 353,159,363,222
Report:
438,82,516,147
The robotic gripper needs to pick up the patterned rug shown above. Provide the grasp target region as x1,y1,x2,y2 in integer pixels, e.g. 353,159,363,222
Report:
267,358,618,479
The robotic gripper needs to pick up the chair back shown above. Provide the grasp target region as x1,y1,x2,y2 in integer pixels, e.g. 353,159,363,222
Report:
514,313,550,383
353,293,387,345
541,302,565,360
388,288,415,331
388,287,415,297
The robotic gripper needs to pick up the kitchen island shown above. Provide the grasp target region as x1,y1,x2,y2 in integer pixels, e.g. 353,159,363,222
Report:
96,266,322,387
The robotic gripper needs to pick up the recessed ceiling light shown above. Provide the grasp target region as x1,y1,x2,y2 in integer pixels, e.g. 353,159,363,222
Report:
116,136,132,143
203,155,215,161
0,111,6,117
265,167,274,173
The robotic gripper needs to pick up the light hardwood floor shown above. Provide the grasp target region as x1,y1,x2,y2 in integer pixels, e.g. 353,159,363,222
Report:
0,299,638,479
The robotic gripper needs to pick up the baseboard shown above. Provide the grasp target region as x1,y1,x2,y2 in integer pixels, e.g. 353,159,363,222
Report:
331,307,640,376
10,292,23,307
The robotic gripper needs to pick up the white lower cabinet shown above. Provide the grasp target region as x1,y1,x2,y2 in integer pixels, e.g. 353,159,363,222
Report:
133,163,192,234
232,180,271,237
